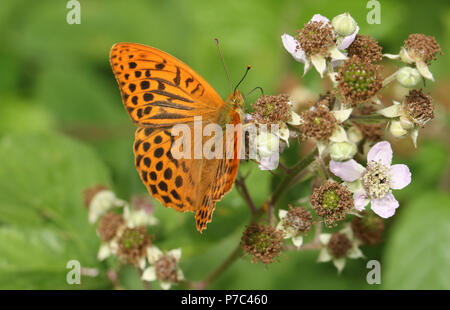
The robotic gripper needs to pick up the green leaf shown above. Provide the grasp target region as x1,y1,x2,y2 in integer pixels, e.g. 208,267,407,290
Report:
382,192,450,289
0,227,109,289
0,132,113,289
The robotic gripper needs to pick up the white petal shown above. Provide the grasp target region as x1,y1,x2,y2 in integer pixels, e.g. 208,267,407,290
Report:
378,103,401,118
258,152,279,171
97,244,111,261
160,281,172,290
383,53,400,60
177,269,185,281
416,60,434,81
288,111,302,125
147,246,163,264
168,248,182,262
338,25,359,50
311,14,331,24
410,128,419,148
347,245,364,259
331,108,353,123
329,125,348,143
281,34,306,63
340,225,354,240
333,258,346,274
329,159,364,182
354,190,370,211
275,221,288,236
319,233,332,245
329,45,348,60
310,54,327,78
278,209,288,219
141,266,157,282
370,192,399,218
292,235,303,248
399,47,414,63
367,141,393,166
390,120,408,138
317,248,332,262
389,164,411,190
303,58,311,75
138,257,147,270
317,141,328,158
277,123,290,145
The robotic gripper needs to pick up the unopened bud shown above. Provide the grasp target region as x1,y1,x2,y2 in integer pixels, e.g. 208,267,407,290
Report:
396,67,421,88
332,13,357,36
347,126,363,144
329,141,357,161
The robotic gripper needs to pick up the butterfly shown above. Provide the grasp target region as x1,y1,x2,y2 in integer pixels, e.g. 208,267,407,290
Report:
110,42,243,233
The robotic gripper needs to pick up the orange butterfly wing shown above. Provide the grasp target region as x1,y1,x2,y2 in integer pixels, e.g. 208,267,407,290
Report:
110,42,241,232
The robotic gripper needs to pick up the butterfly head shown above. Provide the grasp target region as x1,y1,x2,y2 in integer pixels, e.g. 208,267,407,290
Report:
227,90,245,110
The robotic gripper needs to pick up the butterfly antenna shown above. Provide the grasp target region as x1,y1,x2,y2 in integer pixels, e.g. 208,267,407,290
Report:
234,65,251,94
214,38,232,93
246,86,264,98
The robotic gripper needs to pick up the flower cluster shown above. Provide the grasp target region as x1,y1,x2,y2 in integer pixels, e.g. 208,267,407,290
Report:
246,11,442,273
84,185,183,290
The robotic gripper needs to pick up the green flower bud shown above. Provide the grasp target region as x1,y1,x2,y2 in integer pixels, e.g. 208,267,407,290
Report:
347,126,363,144
396,67,421,88
332,13,357,36
329,141,357,161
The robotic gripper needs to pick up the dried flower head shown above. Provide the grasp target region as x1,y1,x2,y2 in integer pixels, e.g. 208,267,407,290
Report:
295,21,335,56
241,224,283,264
299,105,337,141
337,56,383,105
347,35,383,63
327,232,352,258
310,181,353,227
283,206,313,235
404,33,443,64
154,254,179,283
251,94,292,124
118,226,151,266
315,91,336,109
142,246,183,290
351,212,384,245
98,212,125,242
403,89,434,127
83,184,108,208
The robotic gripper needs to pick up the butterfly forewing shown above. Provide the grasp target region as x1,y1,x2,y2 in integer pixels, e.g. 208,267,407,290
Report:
110,43,225,127
110,42,241,232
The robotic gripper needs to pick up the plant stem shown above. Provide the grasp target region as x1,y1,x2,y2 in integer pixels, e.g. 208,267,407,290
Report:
235,177,256,214
382,70,398,87
196,246,243,289
192,149,318,289
268,148,318,208
350,114,389,123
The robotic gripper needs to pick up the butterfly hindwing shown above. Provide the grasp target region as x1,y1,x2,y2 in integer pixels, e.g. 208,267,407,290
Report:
134,127,198,213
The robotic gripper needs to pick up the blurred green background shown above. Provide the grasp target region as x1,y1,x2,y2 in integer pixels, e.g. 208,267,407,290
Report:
0,0,449,289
